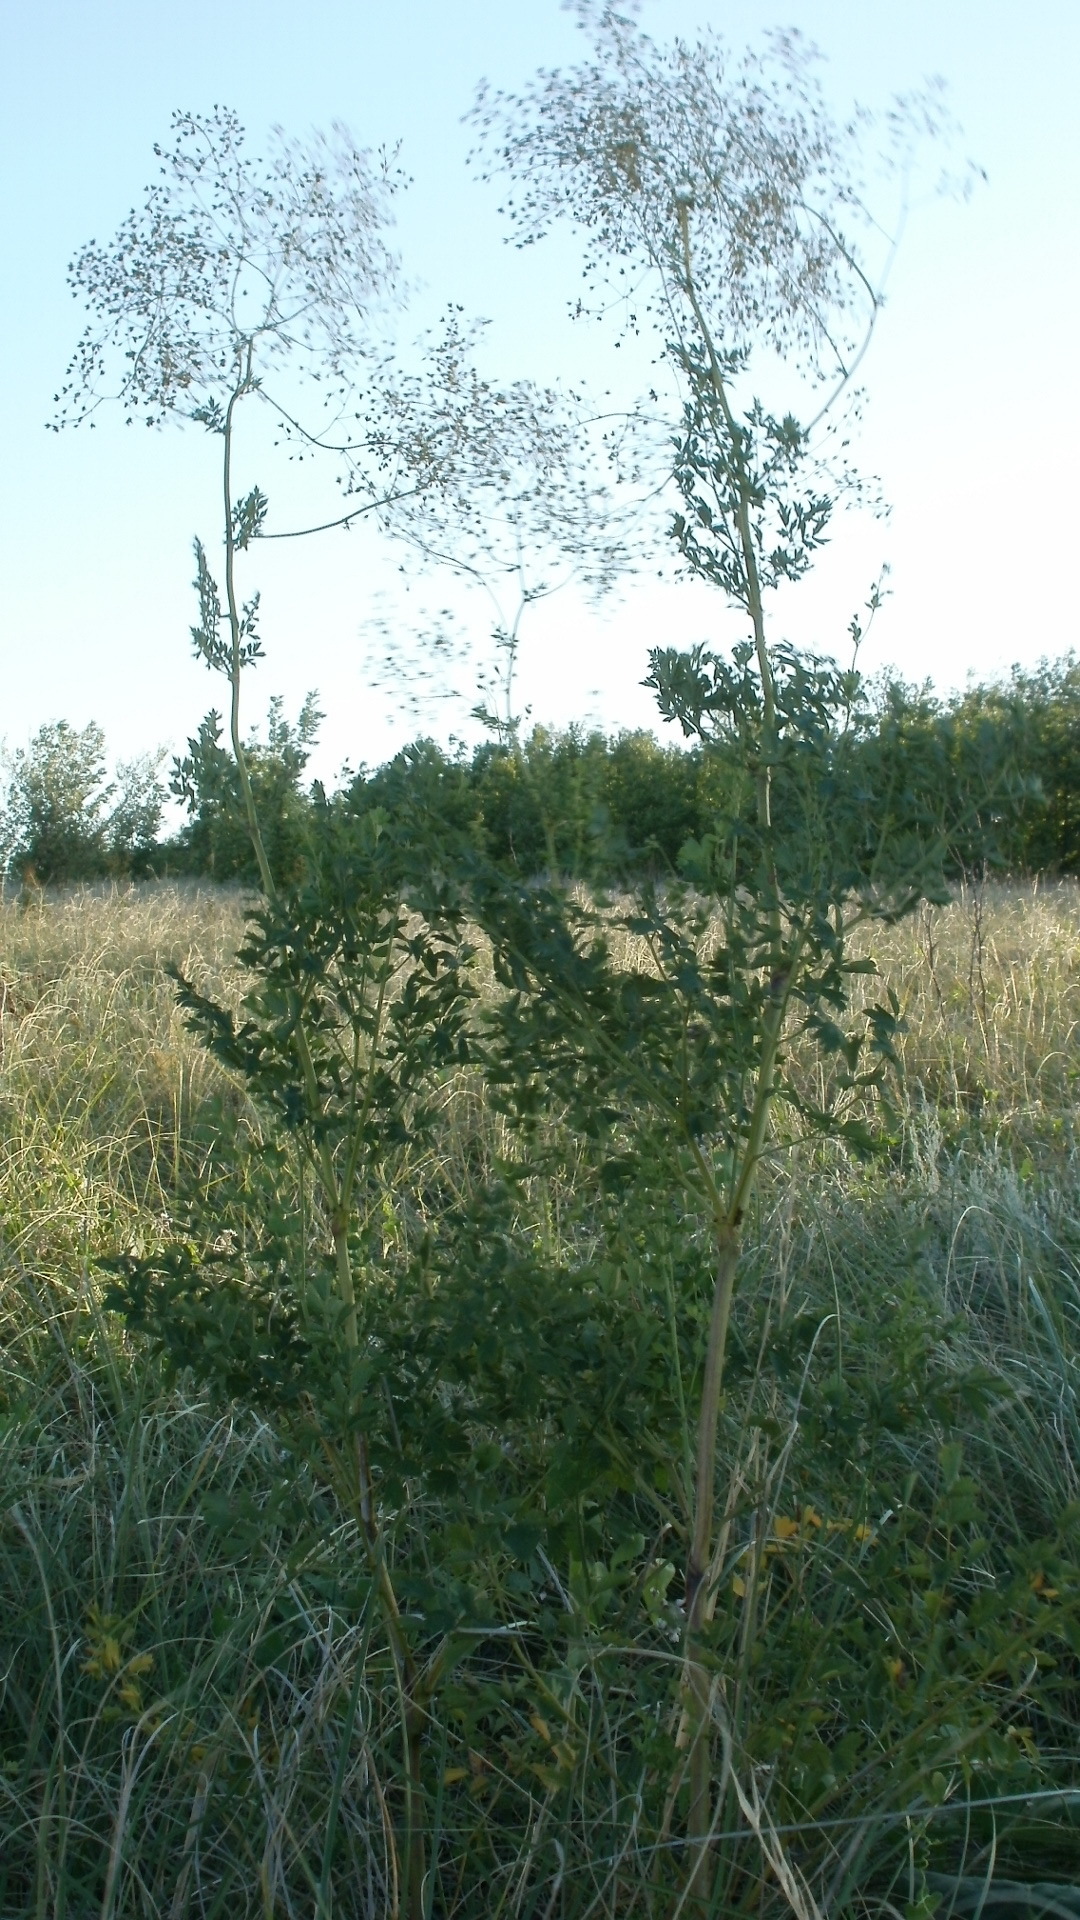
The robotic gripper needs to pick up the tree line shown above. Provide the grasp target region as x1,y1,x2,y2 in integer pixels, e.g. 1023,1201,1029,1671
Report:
7,650,1080,888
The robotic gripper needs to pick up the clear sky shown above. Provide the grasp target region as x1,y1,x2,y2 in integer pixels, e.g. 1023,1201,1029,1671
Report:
2,0,1077,784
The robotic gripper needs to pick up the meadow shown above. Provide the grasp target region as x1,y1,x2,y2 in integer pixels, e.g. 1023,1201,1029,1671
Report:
1,877,1079,1919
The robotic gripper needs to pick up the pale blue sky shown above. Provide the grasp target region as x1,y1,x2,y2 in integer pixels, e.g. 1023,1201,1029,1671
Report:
2,0,1077,782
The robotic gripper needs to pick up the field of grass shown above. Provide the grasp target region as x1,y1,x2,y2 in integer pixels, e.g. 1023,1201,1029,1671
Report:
2,879,1079,1919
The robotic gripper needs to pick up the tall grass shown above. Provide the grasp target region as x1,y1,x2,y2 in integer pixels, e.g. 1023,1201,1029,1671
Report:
2,880,1079,1917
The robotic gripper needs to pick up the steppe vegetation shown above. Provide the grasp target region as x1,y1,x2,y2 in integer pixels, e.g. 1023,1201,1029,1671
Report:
1,880,1079,1917
6,7,1080,1916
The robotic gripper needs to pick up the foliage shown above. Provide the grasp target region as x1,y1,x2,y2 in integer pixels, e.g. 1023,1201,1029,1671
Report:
600,724,703,868
347,670,1080,887
465,10,981,1901
2,720,111,882
985,655,1080,871
106,749,170,873
170,693,323,883
901,659,1080,877
1,720,167,883
106,802,477,1916
13,657,1080,894
2,884,1080,1917
35,29,1080,1920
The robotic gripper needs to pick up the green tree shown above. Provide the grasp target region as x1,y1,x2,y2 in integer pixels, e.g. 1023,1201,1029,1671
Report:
171,693,322,883
106,749,169,875
947,657,1080,874
602,727,703,871
3,720,110,882
2,722,167,883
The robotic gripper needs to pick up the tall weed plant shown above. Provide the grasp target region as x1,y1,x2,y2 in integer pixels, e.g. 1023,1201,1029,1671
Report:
21,15,1079,1920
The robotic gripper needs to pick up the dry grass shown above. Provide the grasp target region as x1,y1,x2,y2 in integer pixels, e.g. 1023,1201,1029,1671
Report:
1,879,1079,1917
878,880,1080,1144
0,882,247,1250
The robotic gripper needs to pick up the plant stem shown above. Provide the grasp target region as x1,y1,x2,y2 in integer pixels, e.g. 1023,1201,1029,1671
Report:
683,1223,739,1899
220,354,277,902
676,208,780,869
675,204,792,1908
678,964,792,1903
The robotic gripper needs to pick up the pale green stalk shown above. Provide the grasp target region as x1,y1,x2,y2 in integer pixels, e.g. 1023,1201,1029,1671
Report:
675,202,790,1905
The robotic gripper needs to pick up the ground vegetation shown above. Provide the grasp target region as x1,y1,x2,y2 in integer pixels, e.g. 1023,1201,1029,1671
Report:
1,882,1078,1916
